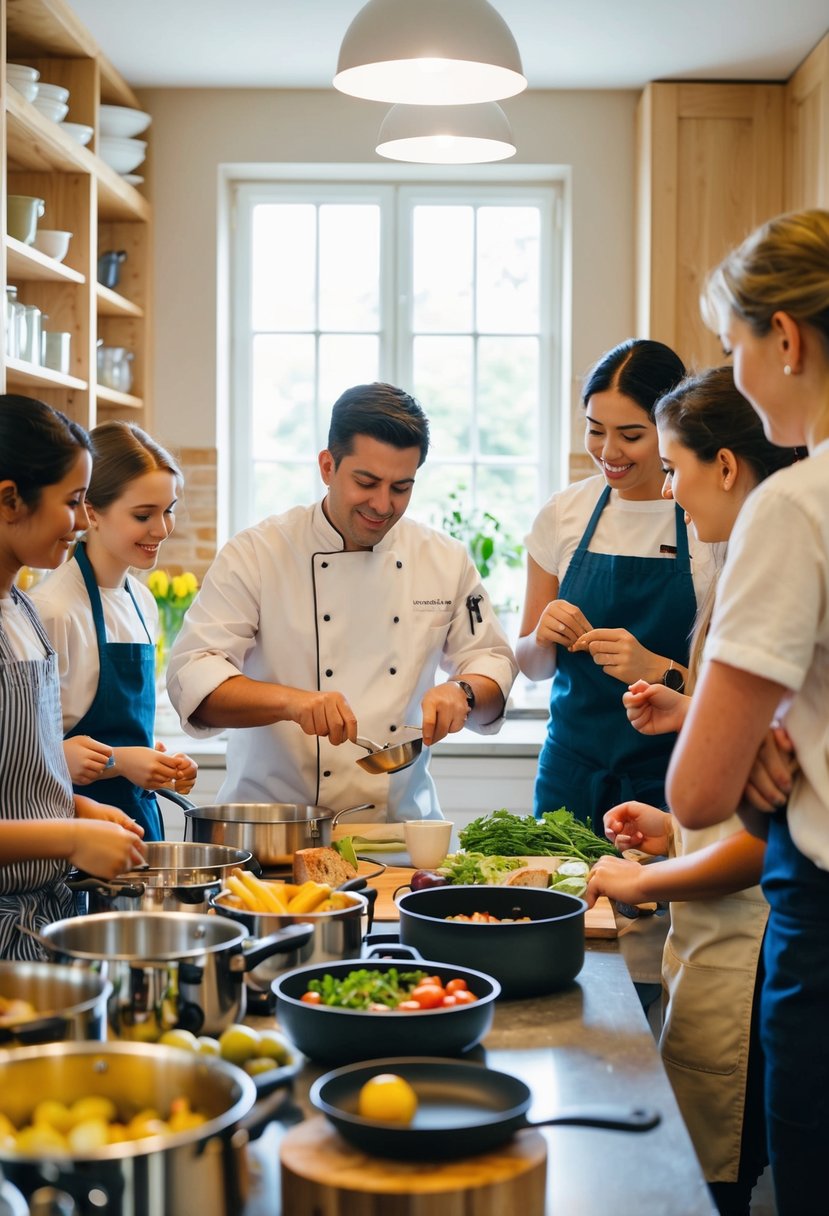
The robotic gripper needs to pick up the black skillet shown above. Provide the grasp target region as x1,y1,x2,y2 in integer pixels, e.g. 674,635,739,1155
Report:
310,1057,660,1160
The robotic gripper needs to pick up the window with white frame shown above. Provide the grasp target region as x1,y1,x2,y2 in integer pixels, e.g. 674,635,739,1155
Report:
230,175,565,645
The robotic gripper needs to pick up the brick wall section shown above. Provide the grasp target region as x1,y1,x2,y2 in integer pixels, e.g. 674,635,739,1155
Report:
159,447,218,581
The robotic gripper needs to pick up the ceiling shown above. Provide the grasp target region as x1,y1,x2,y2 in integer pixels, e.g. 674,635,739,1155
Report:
71,0,828,91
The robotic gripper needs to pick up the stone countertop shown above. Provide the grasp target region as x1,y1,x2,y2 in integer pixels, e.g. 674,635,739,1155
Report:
244,950,715,1216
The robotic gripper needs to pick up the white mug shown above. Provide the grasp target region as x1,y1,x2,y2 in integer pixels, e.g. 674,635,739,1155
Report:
404,819,452,871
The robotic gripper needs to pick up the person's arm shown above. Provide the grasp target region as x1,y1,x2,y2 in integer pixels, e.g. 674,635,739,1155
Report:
515,557,593,681
571,628,688,688
0,807,146,878
667,659,786,829
193,674,359,745
420,674,505,747
585,828,765,907
623,680,692,736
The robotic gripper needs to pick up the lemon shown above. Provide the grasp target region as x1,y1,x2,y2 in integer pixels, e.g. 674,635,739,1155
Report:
243,1057,279,1077
357,1074,418,1124
218,1023,261,1066
158,1028,200,1053
254,1029,292,1065
197,1035,222,1057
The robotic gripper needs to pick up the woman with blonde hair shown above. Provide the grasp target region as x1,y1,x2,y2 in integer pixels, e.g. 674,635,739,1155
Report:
667,209,829,1215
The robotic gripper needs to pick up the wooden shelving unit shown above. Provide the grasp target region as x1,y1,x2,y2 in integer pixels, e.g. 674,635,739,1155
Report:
2,0,152,430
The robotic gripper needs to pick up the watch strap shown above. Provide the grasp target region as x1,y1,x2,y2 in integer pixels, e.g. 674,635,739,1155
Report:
453,679,476,712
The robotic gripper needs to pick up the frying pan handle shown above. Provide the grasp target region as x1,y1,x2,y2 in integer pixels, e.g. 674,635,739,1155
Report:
532,1105,661,1133
330,803,375,825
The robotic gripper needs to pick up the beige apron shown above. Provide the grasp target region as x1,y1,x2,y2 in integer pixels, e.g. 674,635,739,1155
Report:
660,817,768,1182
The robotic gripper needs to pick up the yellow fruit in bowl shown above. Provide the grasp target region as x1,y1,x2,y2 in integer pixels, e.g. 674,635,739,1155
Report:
197,1035,221,1056
357,1073,418,1124
218,1023,261,1066
243,1057,279,1077
254,1029,292,1065
158,1028,200,1053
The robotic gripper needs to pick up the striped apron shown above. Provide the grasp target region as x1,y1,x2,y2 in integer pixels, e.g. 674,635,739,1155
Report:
0,588,75,960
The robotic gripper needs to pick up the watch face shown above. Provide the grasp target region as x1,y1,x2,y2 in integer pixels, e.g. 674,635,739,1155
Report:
663,667,684,691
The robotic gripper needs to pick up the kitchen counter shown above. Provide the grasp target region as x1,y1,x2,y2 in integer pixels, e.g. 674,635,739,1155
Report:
245,949,715,1216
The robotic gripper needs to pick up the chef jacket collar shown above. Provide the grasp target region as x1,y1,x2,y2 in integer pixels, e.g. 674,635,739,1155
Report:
313,498,401,554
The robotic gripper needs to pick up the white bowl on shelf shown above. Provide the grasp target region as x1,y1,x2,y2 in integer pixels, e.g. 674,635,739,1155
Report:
32,229,73,263
123,174,144,186
6,64,39,103
99,104,151,139
35,81,69,104
99,136,146,174
62,121,94,146
32,96,69,123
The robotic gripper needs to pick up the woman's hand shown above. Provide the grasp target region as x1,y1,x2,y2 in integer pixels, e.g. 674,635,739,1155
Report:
67,820,147,878
571,628,664,686
170,752,198,796
114,746,184,791
743,724,799,812
534,599,593,651
585,856,650,908
623,679,691,736
64,735,113,784
603,800,671,855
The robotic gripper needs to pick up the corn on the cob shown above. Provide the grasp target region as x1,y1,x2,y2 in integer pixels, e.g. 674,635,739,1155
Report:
238,870,290,914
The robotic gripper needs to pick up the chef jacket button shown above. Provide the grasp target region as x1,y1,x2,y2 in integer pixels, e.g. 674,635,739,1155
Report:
396,560,402,569
321,561,328,568
325,668,333,677
323,770,331,778
323,614,331,622
393,616,400,623
389,667,397,675
389,724,398,732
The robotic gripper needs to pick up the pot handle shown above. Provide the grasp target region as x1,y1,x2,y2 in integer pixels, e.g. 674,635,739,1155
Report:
530,1105,661,1133
329,802,375,826
155,788,198,811
363,941,424,962
65,876,145,899
0,1015,68,1046
238,922,315,971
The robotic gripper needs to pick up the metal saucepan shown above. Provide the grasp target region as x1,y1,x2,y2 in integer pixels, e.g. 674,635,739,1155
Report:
68,842,257,915
355,730,423,775
0,1041,256,1216
0,961,111,1046
397,884,586,999
179,799,373,868
273,945,499,1064
28,911,313,1038
311,1057,660,1160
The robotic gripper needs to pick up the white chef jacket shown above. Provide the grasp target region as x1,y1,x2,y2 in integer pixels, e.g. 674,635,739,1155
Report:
167,502,518,821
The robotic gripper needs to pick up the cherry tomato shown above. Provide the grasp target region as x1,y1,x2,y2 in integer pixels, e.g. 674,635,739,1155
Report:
410,984,445,1010
445,978,468,994
300,991,322,1005
451,989,478,1005
397,1000,422,1012
440,994,458,1008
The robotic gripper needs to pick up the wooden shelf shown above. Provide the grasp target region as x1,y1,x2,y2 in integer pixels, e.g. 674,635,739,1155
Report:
96,282,144,318
6,235,85,283
5,87,95,173
95,385,143,410
6,0,95,60
96,161,150,222
5,356,87,391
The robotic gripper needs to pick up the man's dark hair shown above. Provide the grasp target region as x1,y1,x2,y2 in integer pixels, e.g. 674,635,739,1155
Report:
327,383,430,468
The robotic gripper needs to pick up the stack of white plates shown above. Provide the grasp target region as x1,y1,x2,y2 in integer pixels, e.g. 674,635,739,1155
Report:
33,80,69,124
6,63,39,103
62,121,94,146
99,136,146,175
99,104,151,139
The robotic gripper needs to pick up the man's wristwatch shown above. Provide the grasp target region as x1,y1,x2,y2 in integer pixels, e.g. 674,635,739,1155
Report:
453,679,476,713
661,660,685,693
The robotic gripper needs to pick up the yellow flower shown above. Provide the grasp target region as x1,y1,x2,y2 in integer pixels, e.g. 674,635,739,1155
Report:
171,574,190,600
180,571,199,594
147,570,170,598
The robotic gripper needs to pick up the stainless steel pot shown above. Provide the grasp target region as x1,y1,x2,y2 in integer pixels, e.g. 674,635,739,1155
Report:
208,888,368,996
31,911,313,1039
68,842,256,915
0,1041,256,1216
0,962,111,1046
182,801,372,868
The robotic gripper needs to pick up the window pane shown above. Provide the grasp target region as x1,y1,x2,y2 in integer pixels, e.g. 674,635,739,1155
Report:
477,206,540,334
252,335,315,460
252,204,316,331
475,465,536,614
413,206,473,332
411,462,473,530
478,336,539,457
319,205,380,331
319,335,380,414
412,335,472,460
254,462,320,520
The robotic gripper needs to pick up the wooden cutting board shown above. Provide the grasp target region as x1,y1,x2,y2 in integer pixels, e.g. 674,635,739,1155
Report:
358,861,617,938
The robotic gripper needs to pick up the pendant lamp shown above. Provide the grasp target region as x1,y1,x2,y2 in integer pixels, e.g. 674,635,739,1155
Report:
376,102,516,164
334,0,526,105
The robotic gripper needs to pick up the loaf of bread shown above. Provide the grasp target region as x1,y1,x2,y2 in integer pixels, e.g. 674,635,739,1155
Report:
501,866,551,888
293,846,357,886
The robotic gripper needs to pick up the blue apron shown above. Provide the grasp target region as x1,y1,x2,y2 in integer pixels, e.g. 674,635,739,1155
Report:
65,542,163,841
760,808,829,1216
533,486,697,832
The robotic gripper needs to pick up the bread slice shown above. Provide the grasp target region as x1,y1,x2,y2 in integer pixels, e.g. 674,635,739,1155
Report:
293,846,357,887
501,866,551,888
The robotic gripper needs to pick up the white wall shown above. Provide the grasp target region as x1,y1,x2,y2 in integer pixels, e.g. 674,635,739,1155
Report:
141,86,638,461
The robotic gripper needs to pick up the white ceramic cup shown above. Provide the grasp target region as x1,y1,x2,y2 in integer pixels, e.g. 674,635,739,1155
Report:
404,819,452,871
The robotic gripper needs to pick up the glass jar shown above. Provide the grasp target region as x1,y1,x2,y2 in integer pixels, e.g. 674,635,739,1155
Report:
19,304,42,365
97,344,134,393
4,286,19,358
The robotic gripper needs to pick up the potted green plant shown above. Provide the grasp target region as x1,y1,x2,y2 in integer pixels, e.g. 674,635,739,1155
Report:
440,487,524,617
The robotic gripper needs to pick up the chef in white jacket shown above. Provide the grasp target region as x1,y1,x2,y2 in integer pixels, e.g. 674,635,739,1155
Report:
167,383,518,821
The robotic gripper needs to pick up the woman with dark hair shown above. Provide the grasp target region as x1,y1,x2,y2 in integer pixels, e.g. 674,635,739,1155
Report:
517,339,720,831
0,396,145,958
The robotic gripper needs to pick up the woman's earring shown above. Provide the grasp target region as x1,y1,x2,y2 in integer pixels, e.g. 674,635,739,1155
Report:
783,365,792,376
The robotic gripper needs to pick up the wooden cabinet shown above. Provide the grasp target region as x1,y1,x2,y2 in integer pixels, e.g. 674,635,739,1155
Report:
635,82,784,370
785,33,829,211
2,0,151,430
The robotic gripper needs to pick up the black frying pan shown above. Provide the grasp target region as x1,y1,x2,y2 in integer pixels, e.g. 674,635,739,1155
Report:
310,1057,660,1160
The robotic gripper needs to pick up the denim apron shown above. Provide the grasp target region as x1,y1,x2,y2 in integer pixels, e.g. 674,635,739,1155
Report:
533,486,697,832
65,543,163,840
760,807,829,1216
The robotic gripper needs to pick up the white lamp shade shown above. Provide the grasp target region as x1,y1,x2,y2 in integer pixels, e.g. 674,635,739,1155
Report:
335,0,526,105
376,102,516,164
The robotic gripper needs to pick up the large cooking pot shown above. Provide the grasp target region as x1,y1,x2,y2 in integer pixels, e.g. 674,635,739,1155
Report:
209,886,371,999
30,911,313,1039
273,944,499,1064
0,962,111,1046
181,800,372,868
397,885,586,999
68,842,257,915
311,1057,660,1160
0,1041,256,1216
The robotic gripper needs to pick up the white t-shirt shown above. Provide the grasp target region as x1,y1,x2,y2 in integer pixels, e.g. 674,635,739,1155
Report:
705,440,829,869
0,595,46,660
30,557,159,733
525,474,722,605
